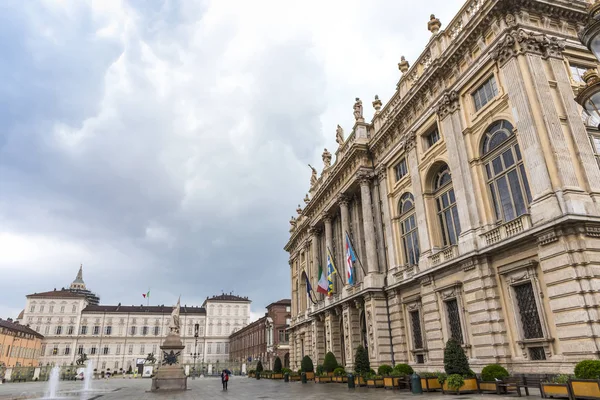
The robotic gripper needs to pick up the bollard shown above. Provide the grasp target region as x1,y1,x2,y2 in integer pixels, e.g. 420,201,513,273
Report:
347,373,355,389
301,372,307,384
411,373,423,394
284,373,289,382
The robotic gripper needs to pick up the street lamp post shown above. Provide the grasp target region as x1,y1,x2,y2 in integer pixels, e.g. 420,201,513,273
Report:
189,323,200,380
577,1,600,128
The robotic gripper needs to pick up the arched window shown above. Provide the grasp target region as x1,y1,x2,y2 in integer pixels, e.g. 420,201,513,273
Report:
434,164,461,246
481,120,532,222
399,193,420,266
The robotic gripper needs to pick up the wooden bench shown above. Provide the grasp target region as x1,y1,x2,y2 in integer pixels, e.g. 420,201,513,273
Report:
496,377,523,396
518,374,548,397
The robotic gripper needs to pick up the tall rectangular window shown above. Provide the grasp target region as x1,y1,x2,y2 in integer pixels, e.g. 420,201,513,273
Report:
105,326,112,335
410,310,423,349
116,344,121,355
130,326,137,336
90,346,97,355
30,305,35,312
216,343,221,354
128,344,133,355
154,326,160,336
93,326,100,335
152,344,157,354
570,64,588,83
207,343,212,354
142,326,148,336
445,299,464,344
67,326,74,335
394,158,408,181
514,282,544,339
55,326,62,335
140,344,145,354
103,346,109,355
64,345,70,355
80,326,88,335
472,76,498,111
78,345,84,355
426,127,440,148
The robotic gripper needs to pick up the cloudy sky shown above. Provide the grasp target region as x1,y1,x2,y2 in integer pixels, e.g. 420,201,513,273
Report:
0,0,463,321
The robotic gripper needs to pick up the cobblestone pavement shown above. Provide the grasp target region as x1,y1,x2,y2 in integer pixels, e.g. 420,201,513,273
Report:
0,377,545,400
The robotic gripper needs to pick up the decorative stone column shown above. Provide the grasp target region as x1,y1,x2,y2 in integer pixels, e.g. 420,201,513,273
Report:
341,302,360,369
375,166,397,270
490,26,562,224
338,195,350,285
435,91,479,254
363,293,392,368
357,169,380,277
312,315,326,365
309,227,321,296
405,133,431,269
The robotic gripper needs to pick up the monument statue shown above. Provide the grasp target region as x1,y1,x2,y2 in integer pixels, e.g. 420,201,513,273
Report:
151,297,187,392
170,297,181,334
308,164,318,186
322,148,332,168
353,98,363,121
335,125,344,146
303,193,310,204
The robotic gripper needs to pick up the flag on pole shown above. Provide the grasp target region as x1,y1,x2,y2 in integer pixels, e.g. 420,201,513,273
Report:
142,290,150,298
305,274,316,304
345,233,356,285
326,247,338,297
317,264,328,295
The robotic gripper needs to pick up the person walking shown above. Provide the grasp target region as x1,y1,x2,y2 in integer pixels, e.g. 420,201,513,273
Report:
221,369,229,390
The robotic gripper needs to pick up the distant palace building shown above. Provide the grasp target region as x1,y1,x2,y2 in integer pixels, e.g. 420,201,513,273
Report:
285,0,600,373
0,318,44,368
229,299,291,370
19,266,251,373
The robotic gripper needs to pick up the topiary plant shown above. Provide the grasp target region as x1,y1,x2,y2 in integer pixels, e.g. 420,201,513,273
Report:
481,364,509,382
273,357,282,373
256,360,264,373
354,345,370,375
447,374,465,391
316,364,324,376
323,352,338,373
333,366,346,376
301,355,314,373
393,363,414,375
378,365,393,376
575,360,600,380
443,338,470,376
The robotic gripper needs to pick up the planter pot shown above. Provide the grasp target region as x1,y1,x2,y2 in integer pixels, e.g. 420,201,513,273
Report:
290,375,301,381
333,376,347,383
367,378,384,388
272,373,283,379
443,377,479,394
384,377,395,389
316,376,332,383
422,377,442,391
570,379,600,400
305,372,314,381
384,376,408,389
479,381,500,393
354,376,366,387
541,383,570,399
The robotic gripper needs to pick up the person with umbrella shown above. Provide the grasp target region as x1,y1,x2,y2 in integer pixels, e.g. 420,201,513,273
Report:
221,369,231,390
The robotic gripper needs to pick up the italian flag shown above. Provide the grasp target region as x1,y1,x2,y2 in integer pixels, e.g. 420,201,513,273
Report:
317,264,328,295
142,291,150,298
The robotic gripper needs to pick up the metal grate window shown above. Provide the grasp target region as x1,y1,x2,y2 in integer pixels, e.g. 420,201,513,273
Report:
446,299,464,344
410,310,423,349
529,347,546,360
514,282,544,339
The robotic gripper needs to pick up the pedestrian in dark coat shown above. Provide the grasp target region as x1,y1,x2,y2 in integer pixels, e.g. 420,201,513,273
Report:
221,369,229,390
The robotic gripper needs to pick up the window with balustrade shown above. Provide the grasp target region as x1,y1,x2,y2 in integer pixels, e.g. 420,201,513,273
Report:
433,164,461,246
481,120,531,223
399,193,420,266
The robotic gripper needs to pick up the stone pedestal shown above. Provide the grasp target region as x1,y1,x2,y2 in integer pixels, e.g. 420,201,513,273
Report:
151,332,187,392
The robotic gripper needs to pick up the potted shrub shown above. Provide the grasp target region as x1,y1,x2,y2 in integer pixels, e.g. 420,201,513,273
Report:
377,365,395,389
256,361,263,380
333,367,347,383
571,360,600,399
366,370,384,388
315,363,332,384
248,369,255,378
353,345,370,387
323,352,338,376
301,356,314,380
272,357,283,379
419,371,442,391
441,339,478,393
478,364,510,393
290,370,301,381
541,374,572,399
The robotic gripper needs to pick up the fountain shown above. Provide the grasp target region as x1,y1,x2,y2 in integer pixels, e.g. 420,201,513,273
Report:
44,366,60,399
82,361,93,391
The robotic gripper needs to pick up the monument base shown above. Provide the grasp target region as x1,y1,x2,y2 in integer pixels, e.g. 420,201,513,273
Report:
151,365,188,392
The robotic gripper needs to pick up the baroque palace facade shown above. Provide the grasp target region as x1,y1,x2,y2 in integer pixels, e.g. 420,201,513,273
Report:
18,266,251,372
285,0,600,374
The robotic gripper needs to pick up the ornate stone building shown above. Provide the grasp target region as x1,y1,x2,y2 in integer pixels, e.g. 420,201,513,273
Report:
285,0,600,374
19,267,251,373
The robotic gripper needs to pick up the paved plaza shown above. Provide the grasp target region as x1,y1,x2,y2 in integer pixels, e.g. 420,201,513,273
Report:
0,377,545,400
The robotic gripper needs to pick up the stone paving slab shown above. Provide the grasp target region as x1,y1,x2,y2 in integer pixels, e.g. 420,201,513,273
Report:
0,377,546,400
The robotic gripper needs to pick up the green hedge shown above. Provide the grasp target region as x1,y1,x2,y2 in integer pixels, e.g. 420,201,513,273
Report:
481,364,509,382
575,360,600,380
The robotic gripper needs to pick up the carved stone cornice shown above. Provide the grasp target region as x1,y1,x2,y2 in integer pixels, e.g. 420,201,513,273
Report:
375,165,387,182
308,226,321,237
321,212,332,223
434,90,460,120
491,28,566,67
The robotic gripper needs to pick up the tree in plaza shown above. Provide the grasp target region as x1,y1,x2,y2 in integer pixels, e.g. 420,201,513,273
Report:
443,338,471,376
301,356,314,373
323,352,338,373
354,345,370,375
273,357,282,373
